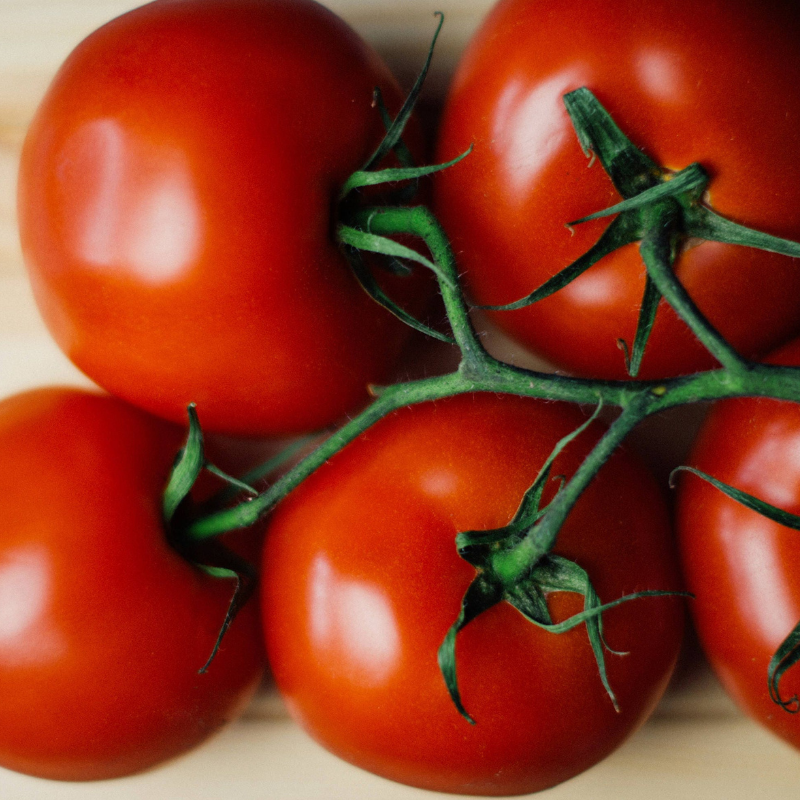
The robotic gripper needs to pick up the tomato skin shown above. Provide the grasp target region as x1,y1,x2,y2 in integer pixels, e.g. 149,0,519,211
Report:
18,0,429,437
677,338,800,750
435,0,800,380
0,388,263,781
262,394,684,795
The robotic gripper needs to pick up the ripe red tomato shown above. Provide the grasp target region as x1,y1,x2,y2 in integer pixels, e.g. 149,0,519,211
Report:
18,0,430,437
0,387,263,781
677,338,800,750
262,393,684,795
435,0,800,380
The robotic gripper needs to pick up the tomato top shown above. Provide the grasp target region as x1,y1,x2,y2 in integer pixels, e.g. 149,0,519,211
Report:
18,0,431,436
435,0,800,379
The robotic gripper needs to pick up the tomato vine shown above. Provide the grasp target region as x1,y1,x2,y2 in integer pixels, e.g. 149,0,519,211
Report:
170,17,800,722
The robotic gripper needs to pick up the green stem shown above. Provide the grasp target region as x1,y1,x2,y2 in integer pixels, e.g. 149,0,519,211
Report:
185,200,800,575
348,205,492,371
492,401,646,586
639,201,750,375
187,371,473,539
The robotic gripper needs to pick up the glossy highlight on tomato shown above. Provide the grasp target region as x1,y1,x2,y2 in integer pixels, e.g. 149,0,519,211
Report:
435,0,800,380
18,0,430,436
677,338,800,750
0,388,262,781
262,393,684,796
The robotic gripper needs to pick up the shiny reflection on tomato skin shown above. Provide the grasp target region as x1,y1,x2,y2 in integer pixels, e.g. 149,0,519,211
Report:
307,555,401,688
59,118,202,284
0,546,65,668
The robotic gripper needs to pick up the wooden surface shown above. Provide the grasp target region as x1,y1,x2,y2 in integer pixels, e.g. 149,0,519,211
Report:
0,1,798,797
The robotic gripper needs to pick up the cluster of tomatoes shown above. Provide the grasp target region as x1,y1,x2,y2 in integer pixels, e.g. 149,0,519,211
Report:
4,0,800,794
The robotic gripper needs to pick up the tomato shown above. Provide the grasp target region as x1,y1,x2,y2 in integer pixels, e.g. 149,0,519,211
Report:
262,393,684,795
0,387,263,781
677,337,800,750
18,0,430,437
435,0,800,380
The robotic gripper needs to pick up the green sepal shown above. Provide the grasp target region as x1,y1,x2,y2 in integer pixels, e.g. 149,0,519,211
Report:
482,212,642,311
568,162,707,225
671,466,800,530
194,436,316,519
684,205,800,258
563,87,661,197
769,621,800,712
343,245,455,344
191,543,258,675
339,148,472,201
455,402,601,560
627,201,682,376
625,274,661,377
437,575,503,724
163,405,260,526
163,404,205,523
338,223,457,291
374,86,416,169
505,581,552,626
204,465,258,499
360,11,443,173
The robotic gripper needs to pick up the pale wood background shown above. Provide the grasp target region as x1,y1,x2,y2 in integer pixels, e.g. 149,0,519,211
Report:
0,1,798,797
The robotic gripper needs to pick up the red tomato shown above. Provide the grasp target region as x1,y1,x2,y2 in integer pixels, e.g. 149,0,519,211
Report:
18,0,430,437
262,393,684,795
0,387,263,781
677,338,800,750
435,0,800,380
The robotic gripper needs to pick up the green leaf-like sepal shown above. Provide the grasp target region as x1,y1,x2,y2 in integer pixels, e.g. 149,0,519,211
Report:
671,466,800,530
360,12,443,173
339,148,472,201
374,87,416,170
437,575,503,724
625,274,661,377
163,405,259,526
192,544,258,674
769,621,800,713
567,162,708,226
531,554,620,707
200,435,317,514
338,223,457,291
562,87,661,198
482,213,642,311
686,206,800,259
342,244,455,344
455,401,601,560
163,404,205,523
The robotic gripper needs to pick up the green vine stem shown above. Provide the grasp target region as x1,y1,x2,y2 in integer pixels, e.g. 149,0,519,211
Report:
178,72,800,715
186,199,800,542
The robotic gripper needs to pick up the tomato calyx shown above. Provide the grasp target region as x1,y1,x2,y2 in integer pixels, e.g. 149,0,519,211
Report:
335,12,470,346
440,405,684,723
486,88,800,378
161,404,260,672
672,465,800,713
